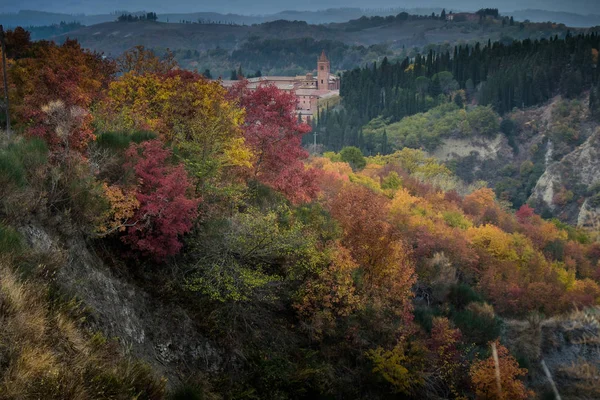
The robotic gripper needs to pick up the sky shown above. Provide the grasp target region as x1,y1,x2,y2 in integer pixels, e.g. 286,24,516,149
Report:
0,0,596,16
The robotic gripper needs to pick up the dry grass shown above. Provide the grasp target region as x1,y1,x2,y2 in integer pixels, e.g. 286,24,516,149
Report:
556,360,600,399
0,258,166,399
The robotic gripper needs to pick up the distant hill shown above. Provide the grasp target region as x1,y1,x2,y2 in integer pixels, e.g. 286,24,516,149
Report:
45,15,596,79
1,8,445,28
507,9,600,28
0,10,116,27
2,0,600,16
3,7,600,31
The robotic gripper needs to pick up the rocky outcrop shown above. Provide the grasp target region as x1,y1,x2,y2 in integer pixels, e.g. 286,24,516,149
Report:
504,308,600,399
18,223,225,387
430,135,508,162
530,130,600,225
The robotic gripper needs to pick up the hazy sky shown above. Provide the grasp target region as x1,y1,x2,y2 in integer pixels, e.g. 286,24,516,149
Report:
0,0,596,16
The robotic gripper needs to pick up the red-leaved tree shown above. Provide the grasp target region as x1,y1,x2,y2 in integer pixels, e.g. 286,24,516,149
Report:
123,140,200,260
8,38,114,152
230,82,320,203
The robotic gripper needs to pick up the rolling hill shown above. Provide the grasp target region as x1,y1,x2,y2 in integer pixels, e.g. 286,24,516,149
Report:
48,16,587,77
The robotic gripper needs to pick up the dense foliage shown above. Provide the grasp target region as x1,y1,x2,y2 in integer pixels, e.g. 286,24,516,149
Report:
316,32,600,156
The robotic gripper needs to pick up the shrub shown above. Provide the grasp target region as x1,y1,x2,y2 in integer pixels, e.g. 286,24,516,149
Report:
447,283,482,310
96,130,158,150
0,150,26,187
0,138,48,188
452,303,501,346
0,223,23,255
467,106,500,137
340,146,366,171
96,131,132,150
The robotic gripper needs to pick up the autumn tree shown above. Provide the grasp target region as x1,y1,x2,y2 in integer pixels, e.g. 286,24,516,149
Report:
116,45,177,75
463,188,497,219
230,82,320,204
122,140,200,260
97,70,251,192
470,341,534,400
7,39,114,151
33,100,94,155
329,184,415,321
367,335,427,395
294,243,362,339
3,27,32,59
98,183,140,236
427,317,465,392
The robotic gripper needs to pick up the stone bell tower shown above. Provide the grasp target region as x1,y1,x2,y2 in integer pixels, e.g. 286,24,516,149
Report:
317,50,330,90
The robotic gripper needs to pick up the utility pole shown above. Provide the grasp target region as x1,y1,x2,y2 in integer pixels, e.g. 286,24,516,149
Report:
0,25,10,139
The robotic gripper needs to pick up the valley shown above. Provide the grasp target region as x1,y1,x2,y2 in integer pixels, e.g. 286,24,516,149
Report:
0,4,600,400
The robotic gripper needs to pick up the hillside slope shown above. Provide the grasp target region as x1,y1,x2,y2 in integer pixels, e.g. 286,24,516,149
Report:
50,17,582,77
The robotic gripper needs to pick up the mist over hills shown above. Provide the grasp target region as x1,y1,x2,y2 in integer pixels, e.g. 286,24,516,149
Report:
0,0,598,17
2,7,600,30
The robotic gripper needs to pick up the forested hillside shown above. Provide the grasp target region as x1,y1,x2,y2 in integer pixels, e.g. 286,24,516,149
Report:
0,27,599,399
45,10,586,78
314,33,600,223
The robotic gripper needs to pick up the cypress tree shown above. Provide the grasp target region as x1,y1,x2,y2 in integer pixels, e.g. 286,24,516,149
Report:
381,130,389,155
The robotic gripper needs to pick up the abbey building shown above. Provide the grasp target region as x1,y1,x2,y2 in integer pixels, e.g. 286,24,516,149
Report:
220,50,340,121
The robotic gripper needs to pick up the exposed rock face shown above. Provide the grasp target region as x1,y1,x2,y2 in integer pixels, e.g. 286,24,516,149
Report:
18,223,224,386
530,131,600,225
578,198,600,232
430,135,508,162
504,309,600,399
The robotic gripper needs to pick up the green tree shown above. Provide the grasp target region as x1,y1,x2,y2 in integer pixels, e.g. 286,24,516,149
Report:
381,130,389,155
340,146,367,171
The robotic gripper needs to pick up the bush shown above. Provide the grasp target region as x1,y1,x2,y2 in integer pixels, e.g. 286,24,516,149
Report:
96,130,158,150
0,138,48,188
0,223,23,255
447,283,482,310
131,130,158,143
340,146,366,171
466,106,500,137
452,303,501,346
0,150,26,187
96,131,131,149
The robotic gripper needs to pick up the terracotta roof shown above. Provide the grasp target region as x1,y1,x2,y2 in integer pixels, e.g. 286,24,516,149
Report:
295,89,336,97
319,50,328,62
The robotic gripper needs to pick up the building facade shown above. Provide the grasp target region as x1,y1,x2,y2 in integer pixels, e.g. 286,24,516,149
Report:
219,50,340,122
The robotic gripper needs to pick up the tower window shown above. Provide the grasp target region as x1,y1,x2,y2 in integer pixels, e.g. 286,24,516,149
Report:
320,66,324,70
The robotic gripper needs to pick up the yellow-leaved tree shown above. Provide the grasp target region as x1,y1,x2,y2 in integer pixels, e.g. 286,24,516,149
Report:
95,70,252,194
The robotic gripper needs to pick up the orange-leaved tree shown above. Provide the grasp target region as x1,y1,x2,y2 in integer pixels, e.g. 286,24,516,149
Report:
329,183,415,321
469,341,534,400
